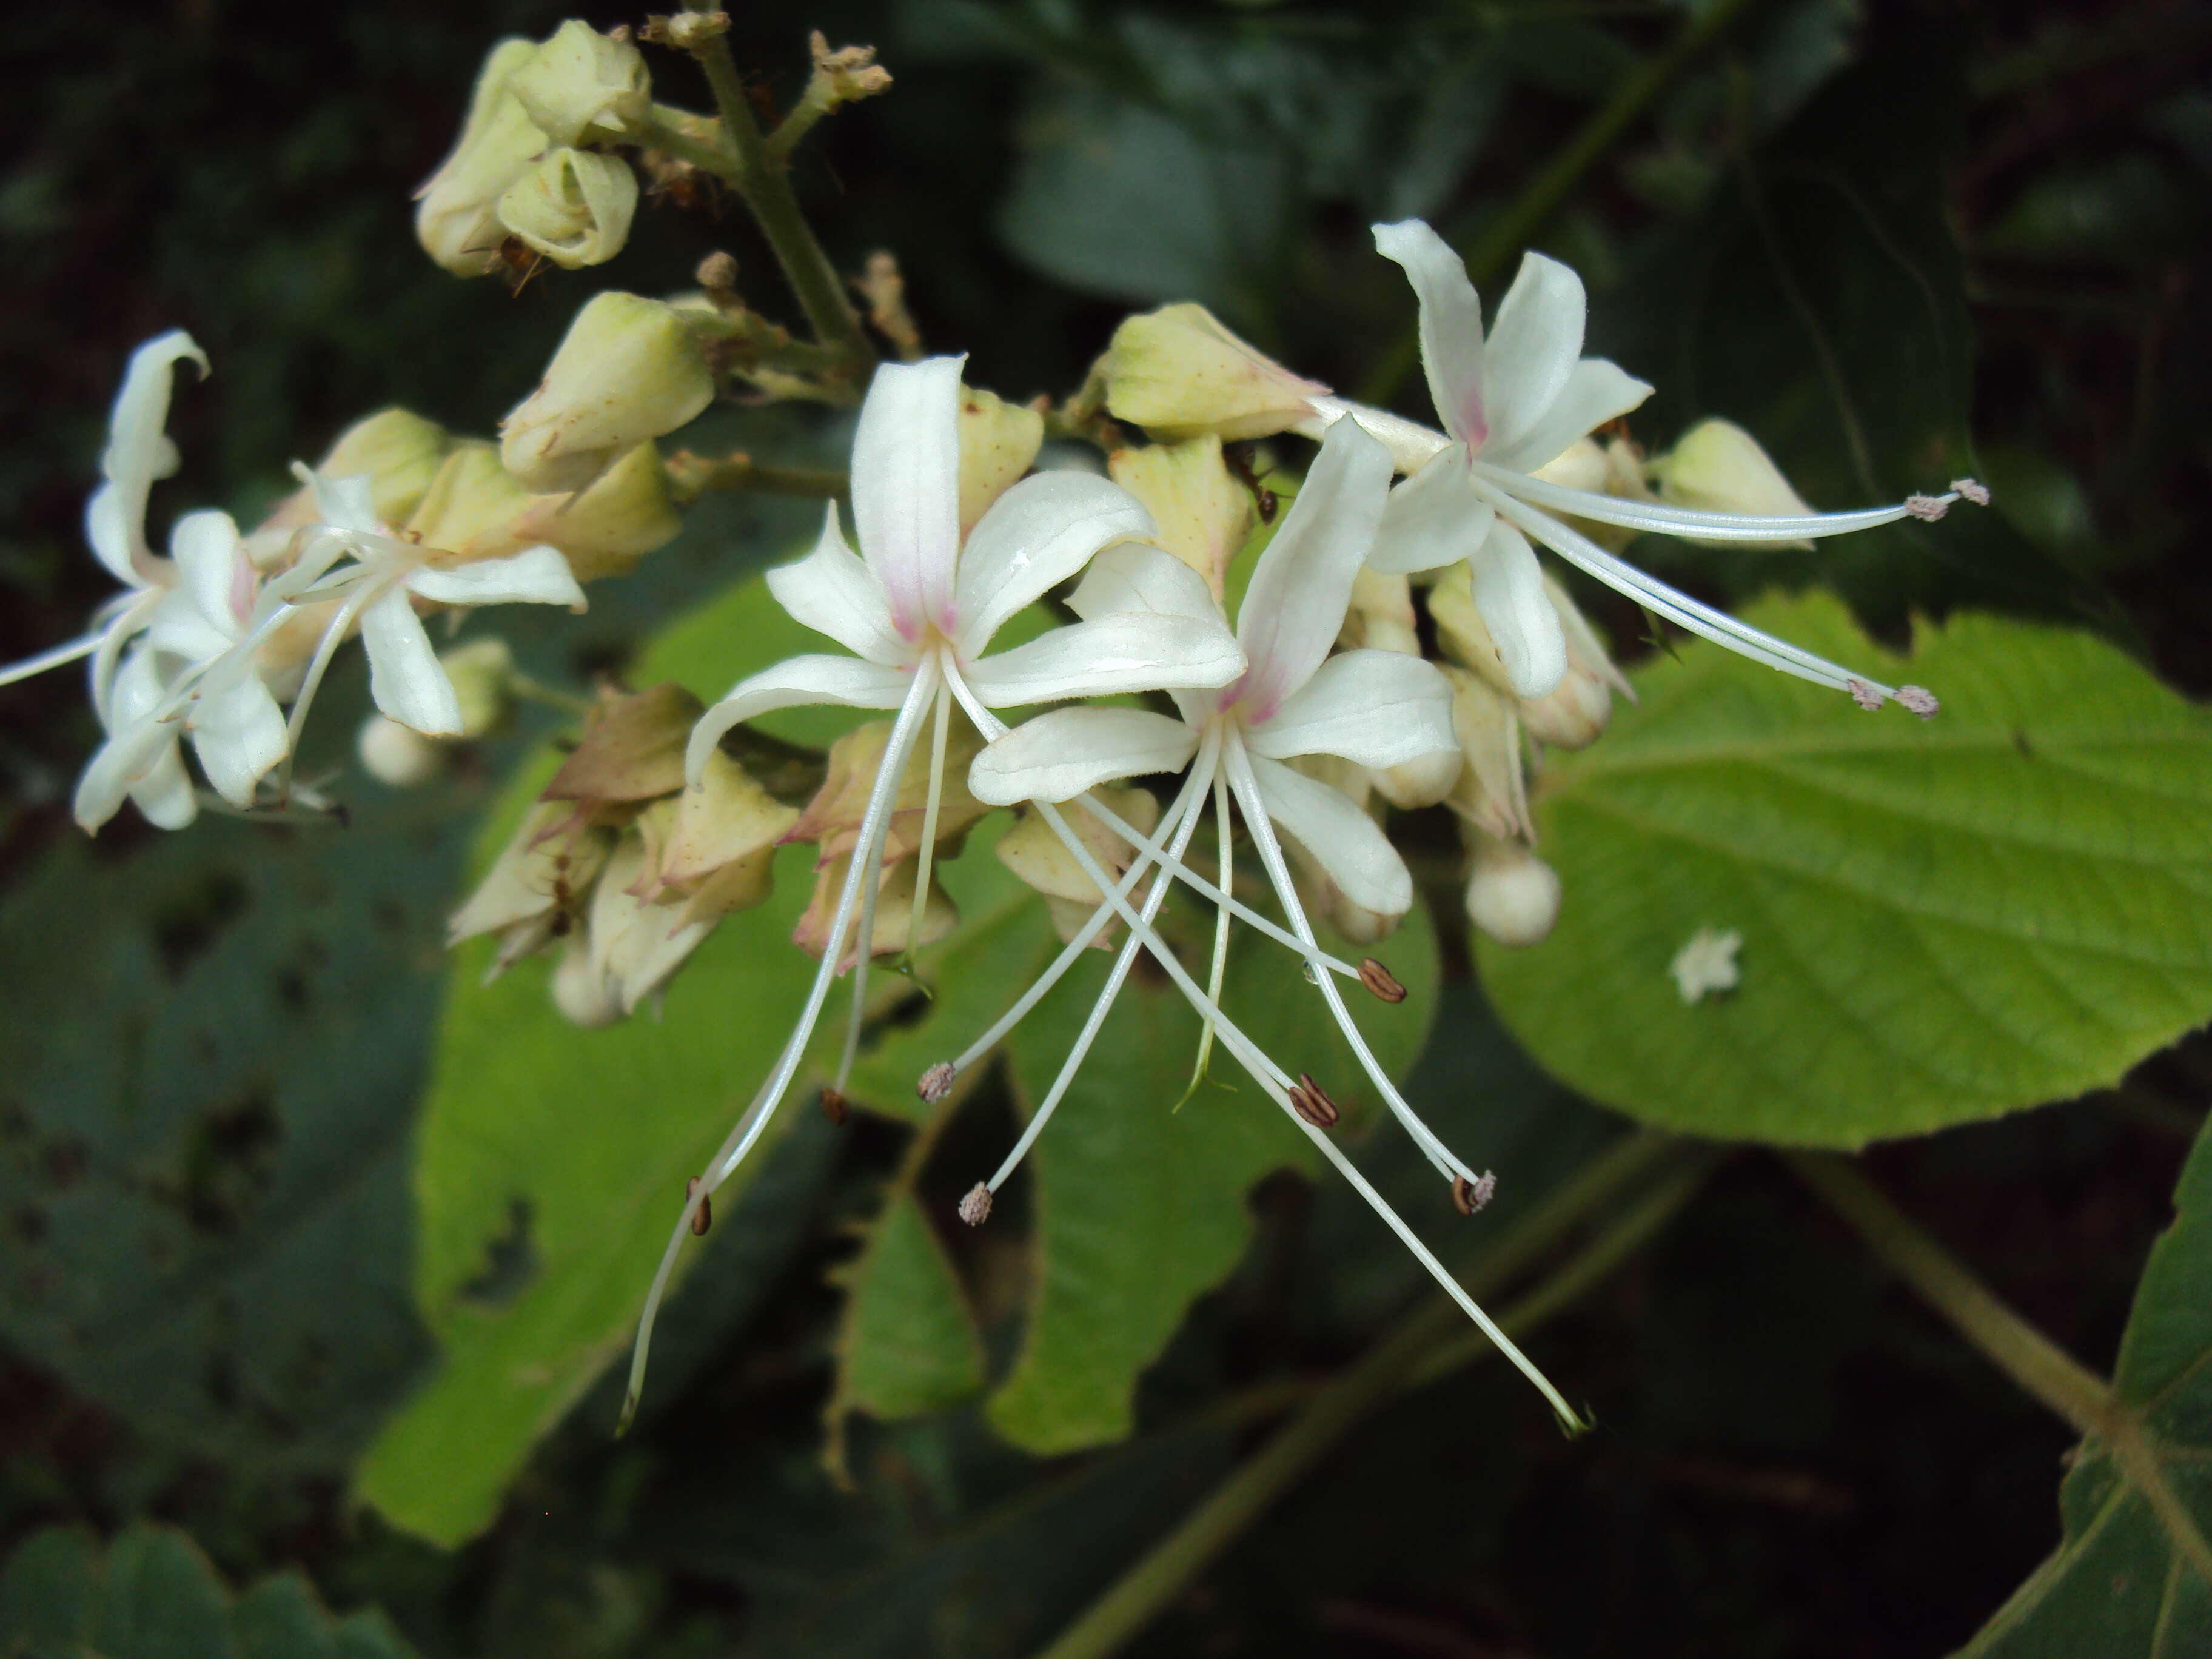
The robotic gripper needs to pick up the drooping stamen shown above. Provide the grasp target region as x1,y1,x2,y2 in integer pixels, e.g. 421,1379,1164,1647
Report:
1452,1171,1496,1216
1359,957,1407,1003
0,629,107,689
899,683,954,970
958,1182,993,1225
1483,459,1974,545
685,1176,712,1236
1223,732,1489,1188
622,655,943,1433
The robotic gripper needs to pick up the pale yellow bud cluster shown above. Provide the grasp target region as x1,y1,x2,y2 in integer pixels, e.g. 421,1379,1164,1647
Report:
414,27,650,277
501,292,716,494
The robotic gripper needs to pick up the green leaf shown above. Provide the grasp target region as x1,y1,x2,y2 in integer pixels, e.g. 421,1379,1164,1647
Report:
1953,1116,2212,1656
353,575,835,1547
1479,595,2212,1146
833,1195,988,1423
0,1524,411,1659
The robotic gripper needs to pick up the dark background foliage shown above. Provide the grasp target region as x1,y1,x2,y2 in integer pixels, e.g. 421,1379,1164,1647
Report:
0,2,2207,1655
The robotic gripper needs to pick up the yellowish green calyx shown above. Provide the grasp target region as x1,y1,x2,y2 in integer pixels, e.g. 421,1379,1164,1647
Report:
508,21,651,148
1101,303,1327,441
1107,435,1253,603
501,293,716,493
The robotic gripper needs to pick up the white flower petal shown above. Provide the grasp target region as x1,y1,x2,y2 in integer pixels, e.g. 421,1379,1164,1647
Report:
304,465,382,535
1234,415,1393,716
962,612,1244,708
765,502,905,664
1478,253,1587,461
170,509,247,638
1247,649,1456,770
850,354,965,638
189,675,287,807
953,471,1153,655
1366,448,1493,575
130,739,201,830
1373,220,1487,446
84,484,138,588
144,589,235,666
361,586,464,734
686,653,912,783
1068,540,1228,626
969,706,1197,805
93,330,207,585
407,545,585,609
1487,358,1653,475
1466,517,1567,700
1247,751,1412,917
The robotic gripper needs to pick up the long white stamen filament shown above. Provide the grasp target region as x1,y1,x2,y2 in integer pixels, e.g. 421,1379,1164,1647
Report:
1188,764,1235,1089
273,576,386,791
1484,461,1957,543
0,630,106,689
1222,732,1482,1187
946,662,1577,1421
901,682,954,974
1480,483,1894,698
622,655,942,1431
948,737,1218,1075
983,740,1216,1193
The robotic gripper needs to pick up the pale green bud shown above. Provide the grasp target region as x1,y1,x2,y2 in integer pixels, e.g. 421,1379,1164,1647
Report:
1441,666,1531,843
504,441,682,581
440,637,515,740
497,147,638,270
406,443,533,558
415,38,549,277
958,384,1045,535
1107,435,1253,603
1102,304,1327,441
1651,419,1815,549
509,21,651,147
321,409,451,526
996,786,1159,948
1466,833,1560,947
501,293,716,492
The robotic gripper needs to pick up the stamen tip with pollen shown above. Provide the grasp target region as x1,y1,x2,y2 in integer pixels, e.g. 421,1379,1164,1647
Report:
1949,477,1991,507
1896,685,1940,719
1845,678,1885,713
1289,1073,1341,1129
917,1061,956,1103
1359,957,1407,1004
1452,1171,1496,1216
1903,493,1948,522
820,1086,850,1127
958,1182,993,1226
685,1176,712,1236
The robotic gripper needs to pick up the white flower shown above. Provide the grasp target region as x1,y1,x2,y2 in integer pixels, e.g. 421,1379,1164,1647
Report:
945,417,1581,1428
624,354,1247,1427
1670,925,1742,1004
280,468,586,742
1303,218,1969,714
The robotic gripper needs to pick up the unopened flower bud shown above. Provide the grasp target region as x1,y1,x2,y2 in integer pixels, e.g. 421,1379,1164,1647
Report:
357,713,446,788
1373,746,1461,811
1426,565,1516,698
497,147,638,270
415,39,548,277
440,637,514,740
1466,834,1560,947
321,409,451,526
1652,419,1815,549
1101,303,1329,441
501,293,716,492
995,788,1159,948
504,441,682,581
1107,435,1253,603
957,384,1044,535
1342,568,1419,656
406,443,533,560
552,937,625,1028
1518,578,1631,750
1441,666,1530,843
509,21,651,147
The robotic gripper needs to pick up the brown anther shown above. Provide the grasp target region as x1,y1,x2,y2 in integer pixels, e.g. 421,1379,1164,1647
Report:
1895,685,1940,719
1452,1171,1497,1216
958,1182,993,1226
1949,477,1990,507
820,1086,849,1127
917,1061,956,1103
695,251,739,293
1289,1073,1340,1129
686,1176,713,1236
1358,957,1407,1004
1903,493,1948,521
1845,678,1885,712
